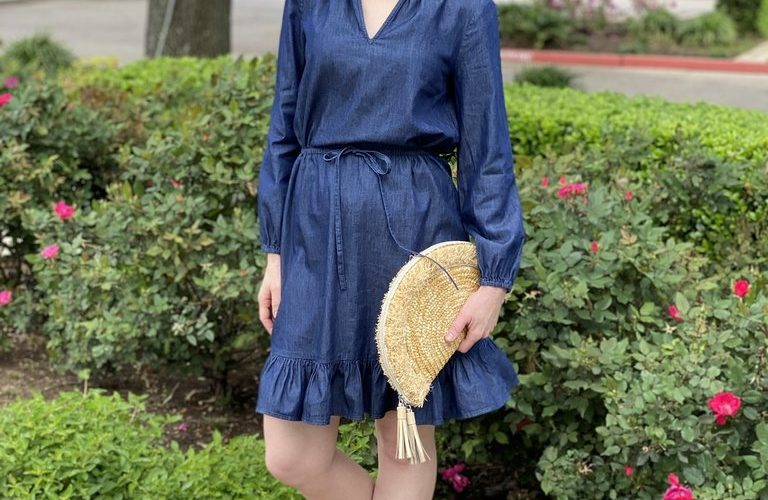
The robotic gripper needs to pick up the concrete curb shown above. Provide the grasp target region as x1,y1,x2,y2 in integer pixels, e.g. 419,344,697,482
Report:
501,48,768,74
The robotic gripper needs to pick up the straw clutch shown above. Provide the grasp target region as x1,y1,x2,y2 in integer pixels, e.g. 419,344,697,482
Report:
374,240,480,464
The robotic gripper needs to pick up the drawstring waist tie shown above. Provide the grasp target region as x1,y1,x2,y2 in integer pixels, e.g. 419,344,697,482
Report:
300,145,459,292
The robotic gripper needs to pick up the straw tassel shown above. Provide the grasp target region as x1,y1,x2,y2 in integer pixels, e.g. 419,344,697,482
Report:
395,398,431,464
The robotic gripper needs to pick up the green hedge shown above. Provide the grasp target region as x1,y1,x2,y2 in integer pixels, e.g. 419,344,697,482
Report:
504,83,768,164
0,389,301,499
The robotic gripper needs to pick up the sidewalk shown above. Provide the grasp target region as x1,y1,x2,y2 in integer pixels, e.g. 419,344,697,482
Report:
735,40,768,62
502,62,768,112
0,0,276,63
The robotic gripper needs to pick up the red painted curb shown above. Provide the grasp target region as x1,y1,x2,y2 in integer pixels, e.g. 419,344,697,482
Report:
500,48,768,74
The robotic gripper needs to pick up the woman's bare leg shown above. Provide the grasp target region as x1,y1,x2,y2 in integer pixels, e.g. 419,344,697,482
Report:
372,410,438,500
263,414,375,499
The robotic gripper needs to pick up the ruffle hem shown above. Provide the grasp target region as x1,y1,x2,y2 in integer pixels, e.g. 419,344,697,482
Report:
255,336,519,426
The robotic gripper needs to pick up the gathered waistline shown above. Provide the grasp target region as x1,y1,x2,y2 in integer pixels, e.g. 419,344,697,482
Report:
301,144,460,293
301,145,440,157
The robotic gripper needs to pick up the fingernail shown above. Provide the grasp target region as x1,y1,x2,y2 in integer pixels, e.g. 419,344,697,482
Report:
444,333,453,342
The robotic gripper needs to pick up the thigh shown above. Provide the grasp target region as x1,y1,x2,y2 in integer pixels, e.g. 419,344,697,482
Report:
263,414,341,467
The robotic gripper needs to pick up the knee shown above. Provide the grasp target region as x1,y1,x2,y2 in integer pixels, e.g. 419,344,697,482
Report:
264,438,335,488
375,417,400,464
375,411,436,465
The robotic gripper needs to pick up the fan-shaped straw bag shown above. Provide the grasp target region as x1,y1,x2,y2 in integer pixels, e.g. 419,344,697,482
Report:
375,240,481,464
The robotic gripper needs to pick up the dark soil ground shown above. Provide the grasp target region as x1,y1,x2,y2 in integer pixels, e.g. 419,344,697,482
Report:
0,332,263,451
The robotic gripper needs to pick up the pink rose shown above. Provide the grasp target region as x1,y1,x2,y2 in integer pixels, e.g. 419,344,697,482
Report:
40,243,60,260
4,75,19,89
557,182,589,199
541,177,550,187
708,391,741,426
663,472,694,500
624,465,634,476
53,200,76,220
0,92,12,107
625,190,633,201
0,289,12,306
591,241,599,254
572,182,587,194
558,176,567,185
440,463,472,493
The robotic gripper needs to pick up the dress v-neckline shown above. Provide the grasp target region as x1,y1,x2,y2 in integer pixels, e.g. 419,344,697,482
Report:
353,0,408,44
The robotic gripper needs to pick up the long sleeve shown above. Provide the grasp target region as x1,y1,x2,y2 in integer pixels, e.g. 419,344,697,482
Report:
451,0,526,292
257,0,305,254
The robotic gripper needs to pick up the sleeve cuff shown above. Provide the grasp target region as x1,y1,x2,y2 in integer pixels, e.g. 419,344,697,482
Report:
261,243,281,254
479,276,512,292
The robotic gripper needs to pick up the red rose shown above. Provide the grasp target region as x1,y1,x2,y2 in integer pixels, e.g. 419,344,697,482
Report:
707,391,741,426
732,279,749,299
516,417,532,431
668,304,683,321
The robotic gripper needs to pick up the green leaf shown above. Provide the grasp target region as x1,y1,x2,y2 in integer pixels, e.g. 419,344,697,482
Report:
568,331,581,346
743,406,759,420
603,445,620,456
756,423,768,445
639,302,656,316
681,427,694,442
683,466,705,486
541,406,558,417
674,292,690,314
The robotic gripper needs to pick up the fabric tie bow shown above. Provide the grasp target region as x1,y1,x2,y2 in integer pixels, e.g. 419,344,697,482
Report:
321,146,459,291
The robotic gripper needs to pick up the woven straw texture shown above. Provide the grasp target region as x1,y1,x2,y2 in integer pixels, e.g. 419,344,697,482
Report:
375,240,480,407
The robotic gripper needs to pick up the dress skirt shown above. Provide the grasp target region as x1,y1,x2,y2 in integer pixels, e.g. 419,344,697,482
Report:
255,145,520,426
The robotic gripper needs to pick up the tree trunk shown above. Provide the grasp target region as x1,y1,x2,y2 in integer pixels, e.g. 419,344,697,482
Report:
145,0,231,57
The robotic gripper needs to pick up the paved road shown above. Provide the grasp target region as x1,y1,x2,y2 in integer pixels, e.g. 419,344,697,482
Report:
1,0,766,112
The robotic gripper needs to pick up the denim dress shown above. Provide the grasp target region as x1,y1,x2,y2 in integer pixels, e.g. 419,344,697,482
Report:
255,0,527,426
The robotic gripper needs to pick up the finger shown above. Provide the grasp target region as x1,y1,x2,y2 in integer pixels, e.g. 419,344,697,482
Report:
258,287,274,335
271,284,281,320
457,329,482,353
445,310,469,343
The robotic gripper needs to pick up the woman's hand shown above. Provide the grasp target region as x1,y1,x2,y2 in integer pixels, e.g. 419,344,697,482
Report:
444,285,507,353
258,253,282,335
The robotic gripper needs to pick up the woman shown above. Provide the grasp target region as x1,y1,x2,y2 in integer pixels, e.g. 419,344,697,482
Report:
256,0,526,498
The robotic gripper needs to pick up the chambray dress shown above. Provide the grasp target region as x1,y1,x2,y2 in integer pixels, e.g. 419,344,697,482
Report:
255,0,526,426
